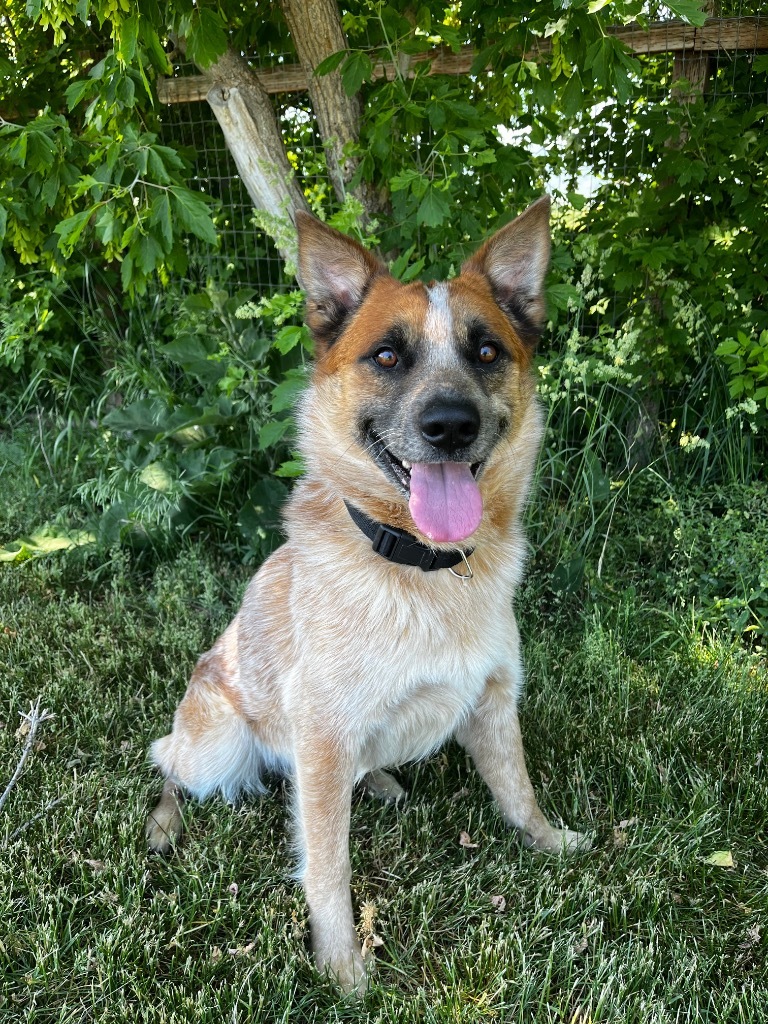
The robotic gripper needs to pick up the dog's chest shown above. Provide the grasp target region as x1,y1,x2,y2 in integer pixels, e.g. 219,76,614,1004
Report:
356,651,492,772
302,569,514,771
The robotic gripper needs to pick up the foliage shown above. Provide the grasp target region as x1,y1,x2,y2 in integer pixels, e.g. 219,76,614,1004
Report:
0,16,217,294
0,271,76,375
2,0,714,292
2,273,311,563
653,483,768,642
2,0,767,570
80,283,312,560
716,330,768,421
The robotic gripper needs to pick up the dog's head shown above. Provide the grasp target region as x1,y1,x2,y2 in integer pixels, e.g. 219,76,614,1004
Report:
296,200,550,548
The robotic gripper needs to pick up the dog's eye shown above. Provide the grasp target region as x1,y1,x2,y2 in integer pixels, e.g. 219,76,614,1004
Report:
374,348,398,368
478,343,499,364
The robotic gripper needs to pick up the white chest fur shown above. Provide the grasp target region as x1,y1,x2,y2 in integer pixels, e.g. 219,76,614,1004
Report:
288,542,522,774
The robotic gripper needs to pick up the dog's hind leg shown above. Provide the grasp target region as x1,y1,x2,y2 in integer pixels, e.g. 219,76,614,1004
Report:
146,778,185,854
457,672,591,854
145,651,273,853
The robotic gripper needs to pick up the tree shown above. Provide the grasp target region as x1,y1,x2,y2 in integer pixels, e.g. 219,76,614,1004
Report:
2,0,716,291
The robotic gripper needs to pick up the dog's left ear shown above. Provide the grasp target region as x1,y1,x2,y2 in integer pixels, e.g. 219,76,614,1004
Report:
461,196,551,347
296,212,388,350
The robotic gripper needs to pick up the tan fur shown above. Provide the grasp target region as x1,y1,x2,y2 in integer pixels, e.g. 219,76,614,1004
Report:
146,199,590,995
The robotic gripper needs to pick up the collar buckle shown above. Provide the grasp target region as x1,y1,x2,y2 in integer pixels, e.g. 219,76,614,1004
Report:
371,522,403,561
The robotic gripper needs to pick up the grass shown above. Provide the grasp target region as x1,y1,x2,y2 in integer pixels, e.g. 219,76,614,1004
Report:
1,426,767,1023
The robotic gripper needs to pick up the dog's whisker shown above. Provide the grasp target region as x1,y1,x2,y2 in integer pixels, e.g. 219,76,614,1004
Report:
327,429,402,475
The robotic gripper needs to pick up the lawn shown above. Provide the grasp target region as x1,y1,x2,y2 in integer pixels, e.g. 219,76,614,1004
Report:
1,429,766,1023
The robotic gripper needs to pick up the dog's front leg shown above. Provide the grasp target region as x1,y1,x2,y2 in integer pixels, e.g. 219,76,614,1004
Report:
294,732,366,994
457,673,590,854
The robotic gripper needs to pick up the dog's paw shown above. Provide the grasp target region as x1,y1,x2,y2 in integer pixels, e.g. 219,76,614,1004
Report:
362,768,406,804
318,949,368,997
557,827,593,854
522,824,593,856
145,783,184,854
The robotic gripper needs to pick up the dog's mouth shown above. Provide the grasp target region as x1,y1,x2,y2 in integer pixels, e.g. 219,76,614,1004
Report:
364,427,484,544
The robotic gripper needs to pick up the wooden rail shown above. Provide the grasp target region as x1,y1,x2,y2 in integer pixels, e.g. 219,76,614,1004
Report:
157,17,768,104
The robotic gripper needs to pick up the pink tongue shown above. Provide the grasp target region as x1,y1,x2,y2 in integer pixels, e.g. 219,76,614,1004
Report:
408,463,483,543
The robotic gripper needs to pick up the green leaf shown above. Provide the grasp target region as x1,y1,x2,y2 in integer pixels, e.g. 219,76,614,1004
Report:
560,72,583,119
401,257,426,283
613,65,633,104
547,282,582,312
314,50,347,77
54,208,92,251
121,252,134,291
65,78,93,111
389,169,426,194
150,191,173,246
340,51,373,97
417,186,450,228
665,1,707,27
145,27,172,75
136,232,164,274
271,369,308,413
585,38,612,88
258,419,291,450
117,74,135,108
582,449,611,503
103,398,166,437
6,132,27,167
389,244,415,279
147,147,170,184
169,187,217,245
436,23,462,53
185,8,229,69
94,205,119,244
470,41,503,75
273,325,306,354
467,149,497,168
163,335,224,384
119,17,139,64
274,458,305,478
41,170,60,209
238,478,288,541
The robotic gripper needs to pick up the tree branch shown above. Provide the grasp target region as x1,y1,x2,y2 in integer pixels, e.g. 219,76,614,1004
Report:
179,40,311,264
278,0,388,221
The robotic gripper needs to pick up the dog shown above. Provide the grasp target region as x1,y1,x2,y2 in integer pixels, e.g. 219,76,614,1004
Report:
145,197,589,993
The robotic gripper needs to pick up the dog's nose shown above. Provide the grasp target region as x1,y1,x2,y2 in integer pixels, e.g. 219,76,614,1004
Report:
419,397,480,452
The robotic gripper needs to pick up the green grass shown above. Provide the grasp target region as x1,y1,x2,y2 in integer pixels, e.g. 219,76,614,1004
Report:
1,429,767,1023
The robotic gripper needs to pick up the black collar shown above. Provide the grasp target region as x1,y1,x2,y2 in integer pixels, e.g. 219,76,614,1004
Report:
343,501,473,572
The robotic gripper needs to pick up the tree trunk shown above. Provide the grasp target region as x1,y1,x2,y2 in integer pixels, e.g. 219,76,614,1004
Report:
278,0,386,221
192,46,311,264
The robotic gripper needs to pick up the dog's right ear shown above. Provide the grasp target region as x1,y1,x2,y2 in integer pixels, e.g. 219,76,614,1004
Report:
296,212,387,350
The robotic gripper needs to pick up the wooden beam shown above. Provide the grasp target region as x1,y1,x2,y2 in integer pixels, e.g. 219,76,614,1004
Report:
157,17,768,105
607,15,768,54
